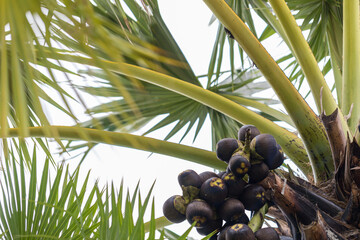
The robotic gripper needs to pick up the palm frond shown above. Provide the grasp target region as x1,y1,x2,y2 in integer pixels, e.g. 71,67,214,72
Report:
0,148,180,239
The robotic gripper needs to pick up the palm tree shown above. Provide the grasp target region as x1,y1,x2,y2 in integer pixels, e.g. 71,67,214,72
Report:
0,0,359,239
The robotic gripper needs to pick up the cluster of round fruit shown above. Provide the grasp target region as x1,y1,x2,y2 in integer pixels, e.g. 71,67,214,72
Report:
163,125,284,239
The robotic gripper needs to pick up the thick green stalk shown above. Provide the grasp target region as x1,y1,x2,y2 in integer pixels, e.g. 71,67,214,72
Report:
268,0,350,135
202,0,333,182
0,1,9,139
41,50,313,178
342,0,360,133
328,36,343,106
5,126,227,170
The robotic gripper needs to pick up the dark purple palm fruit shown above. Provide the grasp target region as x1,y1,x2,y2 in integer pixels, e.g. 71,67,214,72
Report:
247,162,269,183
217,226,230,240
200,177,228,206
238,125,260,142
178,169,202,188
216,138,241,163
163,195,186,223
196,218,223,236
236,213,249,224
228,154,251,178
221,172,247,197
239,184,266,211
178,169,202,203
265,144,285,170
199,171,219,184
255,227,280,240
217,198,245,223
186,199,215,228
250,134,278,165
225,223,256,240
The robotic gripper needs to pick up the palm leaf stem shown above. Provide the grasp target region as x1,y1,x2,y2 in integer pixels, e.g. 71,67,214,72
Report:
202,0,332,182
6,126,227,170
0,6,9,139
326,6,343,75
8,5,29,138
268,0,350,136
328,40,342,107
342,0,360,133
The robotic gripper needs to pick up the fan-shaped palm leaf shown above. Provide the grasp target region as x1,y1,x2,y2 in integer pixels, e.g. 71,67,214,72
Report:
0,149,180,240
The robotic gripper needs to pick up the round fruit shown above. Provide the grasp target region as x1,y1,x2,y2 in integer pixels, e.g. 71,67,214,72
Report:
236,213,249,225
186,199,215,227
178,169,202,188
216,138,240,163
228,154,251,178
199,171,219,184
200,177,228,206
163,195,186,223
196,218,223,236
217,226,230,240
218,198,245,222
225,223,255,240
250,134,278,163
238,125,260,142
254,227,280,240
240,184,266,211
221,172,247,197
247,162,269,183
265,144,285,170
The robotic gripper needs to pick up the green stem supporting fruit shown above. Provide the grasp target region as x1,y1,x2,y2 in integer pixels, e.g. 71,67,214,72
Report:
248,203,269,232
202,0,333,183
4,126,227,170
342,0,360,133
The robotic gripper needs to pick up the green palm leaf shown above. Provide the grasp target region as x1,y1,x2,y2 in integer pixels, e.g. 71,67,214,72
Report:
0,150,181,239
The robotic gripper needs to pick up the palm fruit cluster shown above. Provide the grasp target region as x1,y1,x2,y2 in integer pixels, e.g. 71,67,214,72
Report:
163,125,284,239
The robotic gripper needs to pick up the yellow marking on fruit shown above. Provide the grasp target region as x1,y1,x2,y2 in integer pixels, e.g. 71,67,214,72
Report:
192,216,207,227
224,173,234,180
262,192,265,196
236,168,243,174
231,224,243,231
210,178,225,188
256,193,262,198
244,168,248,172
